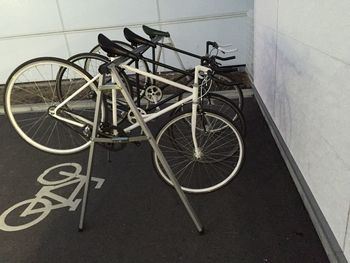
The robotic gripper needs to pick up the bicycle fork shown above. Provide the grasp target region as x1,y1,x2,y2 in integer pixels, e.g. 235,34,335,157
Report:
191,65,212,159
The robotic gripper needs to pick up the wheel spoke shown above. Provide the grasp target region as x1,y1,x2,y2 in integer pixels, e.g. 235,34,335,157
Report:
154,110,244,193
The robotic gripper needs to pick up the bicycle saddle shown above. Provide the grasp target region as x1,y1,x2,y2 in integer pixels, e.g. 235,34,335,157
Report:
123,28,156,48
98,33,138,60
142,25,170,38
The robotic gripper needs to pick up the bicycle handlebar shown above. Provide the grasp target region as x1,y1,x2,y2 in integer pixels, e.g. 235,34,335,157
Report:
214,55,236,61
206,41,218,54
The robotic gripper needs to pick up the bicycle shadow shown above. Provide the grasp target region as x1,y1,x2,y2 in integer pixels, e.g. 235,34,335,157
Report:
0,163,105,232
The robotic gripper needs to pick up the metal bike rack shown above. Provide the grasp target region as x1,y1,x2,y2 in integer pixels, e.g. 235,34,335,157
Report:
78,67,203,233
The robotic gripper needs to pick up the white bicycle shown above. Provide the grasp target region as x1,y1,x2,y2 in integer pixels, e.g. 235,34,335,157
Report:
4,34,244,193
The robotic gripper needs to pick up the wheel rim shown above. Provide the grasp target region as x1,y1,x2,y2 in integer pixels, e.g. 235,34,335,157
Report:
211,74,243,110
154,111,244,193
5,59,99,154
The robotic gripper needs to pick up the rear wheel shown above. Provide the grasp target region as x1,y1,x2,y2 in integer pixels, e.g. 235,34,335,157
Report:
66,52,133,124
210,73,244,110
173,92,246,136
4,57,102,154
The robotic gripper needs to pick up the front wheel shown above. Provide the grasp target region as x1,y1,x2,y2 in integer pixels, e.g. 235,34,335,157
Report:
153,109,244,193
210,73,244,110
172,92,246,136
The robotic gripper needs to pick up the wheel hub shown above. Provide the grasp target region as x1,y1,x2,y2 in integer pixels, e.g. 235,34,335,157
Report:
127,108,147,124
193,148,203,159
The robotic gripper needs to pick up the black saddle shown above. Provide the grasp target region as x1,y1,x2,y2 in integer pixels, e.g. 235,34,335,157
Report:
98,33,138,60
123,28,156,48
142,25,170,38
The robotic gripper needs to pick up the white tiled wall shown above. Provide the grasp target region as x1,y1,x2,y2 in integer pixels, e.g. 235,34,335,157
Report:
0,35,69,81
57,0,158,30
157,0,248,20
254,0,350,260
0,0,253,84
278,0,350,64
0,1,62,37
160,17,248,67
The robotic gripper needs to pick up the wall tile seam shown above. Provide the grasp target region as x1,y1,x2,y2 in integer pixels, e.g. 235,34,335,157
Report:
272,0,279,120
343,201,350,250
276,30,350,68
245,3,254,77
255,24,350,67
55,0,71,57
254,21,278,33
0,12,248,41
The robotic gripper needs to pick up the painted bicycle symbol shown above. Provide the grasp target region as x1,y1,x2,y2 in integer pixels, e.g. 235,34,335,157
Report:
0,163,104,232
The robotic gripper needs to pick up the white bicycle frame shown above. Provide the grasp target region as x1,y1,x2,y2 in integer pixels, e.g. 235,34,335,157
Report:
50,62,211,156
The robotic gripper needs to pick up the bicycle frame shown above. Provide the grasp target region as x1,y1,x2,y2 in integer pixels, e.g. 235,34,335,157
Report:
50,61,211,155
124,40,243,111
90,30,244,112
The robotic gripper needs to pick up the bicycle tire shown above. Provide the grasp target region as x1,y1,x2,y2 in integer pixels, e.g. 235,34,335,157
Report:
172,92,246,136
210,73,244,110
4,57,102,154
153,108,244,193
65,52,135,124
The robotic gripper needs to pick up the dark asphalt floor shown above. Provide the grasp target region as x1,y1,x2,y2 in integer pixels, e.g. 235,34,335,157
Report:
0,97,329,263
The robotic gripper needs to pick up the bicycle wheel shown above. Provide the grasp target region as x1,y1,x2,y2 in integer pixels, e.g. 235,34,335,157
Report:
153,109,244,193
210,73,244,110
5,57,103,154
173,92,246,136
69,52,109,77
